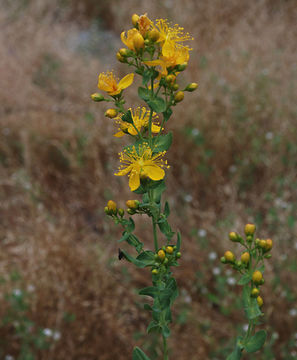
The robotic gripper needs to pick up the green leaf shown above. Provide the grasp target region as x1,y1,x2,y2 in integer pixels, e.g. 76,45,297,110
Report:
164,201,170,217
158,219,175,240
136,251,155,266
143,303,153,311
227,337,244,360
243,285,262,320
118,231,130,243
245,330,267,353
147,97,166,113
226,348,242,360
126,234,143,253
147,321,161,334
152,181,166,203
121,250,147,268
139,286,159,298
132,347,151,360
126,217,135,232
152,132,173,153
176,232,181,251
162,108,172,122
238,273,252,285
162,324,171,338
121,110,133,123
138,87,151,101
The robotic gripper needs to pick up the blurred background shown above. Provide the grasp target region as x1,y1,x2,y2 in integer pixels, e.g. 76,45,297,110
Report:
0,0,296,359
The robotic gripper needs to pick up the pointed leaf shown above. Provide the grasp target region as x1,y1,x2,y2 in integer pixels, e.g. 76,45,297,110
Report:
121,250,147,268
152,132,173,153
132,347,151,360
176,232,181,251
238,273,252,285
245,330,267,353
139,286,159,299
138,87,151,101
122,110,133,123
147,97,166,113
164,201,170,217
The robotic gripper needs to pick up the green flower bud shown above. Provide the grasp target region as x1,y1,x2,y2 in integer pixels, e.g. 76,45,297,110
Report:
91,93,104,102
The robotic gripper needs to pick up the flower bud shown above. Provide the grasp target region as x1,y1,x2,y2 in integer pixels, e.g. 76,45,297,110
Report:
174,91,184,103
133,32,145,50
236,260,242,267
105,109,118,118
127,208,136,215
158,249,166,261
252,270,263,285
176,63,187,71
257,296,263,307
118,208,124,217
132,14,140,26
229,232,239,242
264,254,272,259
144,39,150,45
176,252,181,259
152,269,158,275
166,75,175,84
224,251,235,263
185,83,198,92
119,48,130,57
91,93,104,102
164,257,168,264
116,52,125,63
251,288,260,297
107,200,117,212
126,200,140,209
265,239,273,251
104,206,110,215
255,238,261,246
246,235,253,242
172,83,179,91
259,239,267,249
166,246,174,254
148,29,160,42
245,223,256,236
241,252,250,264
220,256,227,264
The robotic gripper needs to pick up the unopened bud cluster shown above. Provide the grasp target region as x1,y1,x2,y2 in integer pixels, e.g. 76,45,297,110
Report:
221,223,273,308
152,246,181,275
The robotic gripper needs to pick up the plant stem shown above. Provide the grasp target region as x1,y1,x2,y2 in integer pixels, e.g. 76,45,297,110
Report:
152,218,158,252
163,335,169,360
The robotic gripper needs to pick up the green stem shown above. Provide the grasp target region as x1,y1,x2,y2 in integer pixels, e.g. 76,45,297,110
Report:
153,219,158,252
162,335,168,360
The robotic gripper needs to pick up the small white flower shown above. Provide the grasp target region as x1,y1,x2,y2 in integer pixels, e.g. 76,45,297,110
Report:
208,251,217,261
227,277,236,286
226,269,232,276
191,128,200,136
212,267,221,276
184,194,193,203
13,289,22,297
229,165,237,173
43,328,53,337
198,229,207,237
53,331,61,341
242,324,249,332
290,351,297,357
289,308,297,317
27,284,35,293
5,355,14,360
265,132,273,140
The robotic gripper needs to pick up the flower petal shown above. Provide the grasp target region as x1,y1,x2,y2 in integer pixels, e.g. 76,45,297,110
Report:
118,73,134,91
114,131,125,137
129,170,140,191
115,165,132,176
144,165,165,181
151,124,161,133
144,60,163,66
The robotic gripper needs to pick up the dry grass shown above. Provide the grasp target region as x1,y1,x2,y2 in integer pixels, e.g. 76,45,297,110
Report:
0,0,296,359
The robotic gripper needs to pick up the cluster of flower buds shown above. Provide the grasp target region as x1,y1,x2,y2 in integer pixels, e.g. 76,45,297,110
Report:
104,200,124,217
126,199,140,215
151,246,181,275
221,223,273,308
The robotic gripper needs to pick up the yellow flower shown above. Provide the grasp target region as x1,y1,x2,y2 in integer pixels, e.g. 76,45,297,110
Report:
153,18,193,46
144,40,190,76
115,143,169,191
138,13,152,36
114,107,161,137
121,28,144,51
98,71,134,96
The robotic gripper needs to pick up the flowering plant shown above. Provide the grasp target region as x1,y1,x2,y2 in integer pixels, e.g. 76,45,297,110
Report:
92,13,271,360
